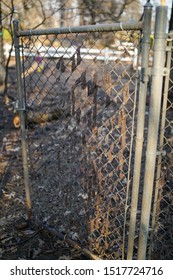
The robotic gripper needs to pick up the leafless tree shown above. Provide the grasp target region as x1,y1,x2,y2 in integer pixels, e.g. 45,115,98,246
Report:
0,0,143,99
0,0,67,98
0,0,15,97
77,0,142,25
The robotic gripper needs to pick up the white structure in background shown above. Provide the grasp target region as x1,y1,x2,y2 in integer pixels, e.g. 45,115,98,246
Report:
4,42,138,69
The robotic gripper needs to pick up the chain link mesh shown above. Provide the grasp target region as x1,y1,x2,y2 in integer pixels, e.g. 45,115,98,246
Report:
19,29,141,259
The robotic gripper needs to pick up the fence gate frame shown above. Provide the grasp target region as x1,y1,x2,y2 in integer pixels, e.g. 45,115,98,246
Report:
13,3,169,260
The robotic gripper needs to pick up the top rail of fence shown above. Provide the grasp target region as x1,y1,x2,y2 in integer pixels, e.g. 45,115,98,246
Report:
15,21,143,37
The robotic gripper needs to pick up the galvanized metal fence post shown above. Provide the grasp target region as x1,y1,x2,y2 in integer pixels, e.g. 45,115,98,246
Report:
137,5,168,260
13,20,32,219
127,2,152,260
0,1,4,66
148,35,172,258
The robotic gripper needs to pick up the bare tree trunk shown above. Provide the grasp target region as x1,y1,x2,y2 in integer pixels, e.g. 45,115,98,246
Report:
0,1,5,88
60,0,65,27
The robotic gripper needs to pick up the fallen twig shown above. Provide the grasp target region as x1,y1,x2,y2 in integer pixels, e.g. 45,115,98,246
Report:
33,217,102,260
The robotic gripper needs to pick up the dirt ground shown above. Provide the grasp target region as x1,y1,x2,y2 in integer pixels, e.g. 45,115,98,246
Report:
0,62,89,260
0,46,139,259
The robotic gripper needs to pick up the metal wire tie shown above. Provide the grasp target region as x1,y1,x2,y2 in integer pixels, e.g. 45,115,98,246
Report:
17,107,26,112
120,22,124,31
156,150,166,156
68,26,72,33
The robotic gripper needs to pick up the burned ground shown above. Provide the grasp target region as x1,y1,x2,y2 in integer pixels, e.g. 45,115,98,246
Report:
0,37,173,260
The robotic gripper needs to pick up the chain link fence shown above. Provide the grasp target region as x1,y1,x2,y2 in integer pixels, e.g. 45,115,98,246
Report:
13,4,173,260
14,22,142,259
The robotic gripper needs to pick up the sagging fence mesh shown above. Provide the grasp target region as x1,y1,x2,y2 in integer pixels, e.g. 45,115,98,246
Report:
18,28,141,259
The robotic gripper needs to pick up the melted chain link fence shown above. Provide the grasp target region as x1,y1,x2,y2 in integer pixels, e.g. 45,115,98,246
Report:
14,21,142,259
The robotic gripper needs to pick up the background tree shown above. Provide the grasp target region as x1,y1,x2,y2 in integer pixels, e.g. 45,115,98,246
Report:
0,0,66,98
0,1,5,87
2,0,167,99
77,0,142,25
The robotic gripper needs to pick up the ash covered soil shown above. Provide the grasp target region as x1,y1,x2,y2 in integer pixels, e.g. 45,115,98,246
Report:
0,52,138,260
0,63,88,260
